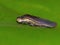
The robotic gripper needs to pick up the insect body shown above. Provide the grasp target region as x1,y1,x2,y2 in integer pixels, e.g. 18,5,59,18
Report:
16,14,56,28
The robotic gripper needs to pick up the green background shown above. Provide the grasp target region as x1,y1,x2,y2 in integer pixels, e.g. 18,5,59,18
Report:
0,0,60,45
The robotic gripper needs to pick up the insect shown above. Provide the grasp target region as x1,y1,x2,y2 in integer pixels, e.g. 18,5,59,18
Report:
16,14,56,28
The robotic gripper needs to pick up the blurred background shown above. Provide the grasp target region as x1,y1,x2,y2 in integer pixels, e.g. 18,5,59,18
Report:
0,0,60,45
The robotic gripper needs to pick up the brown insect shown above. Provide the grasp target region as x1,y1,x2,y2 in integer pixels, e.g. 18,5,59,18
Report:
16,14,57,28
